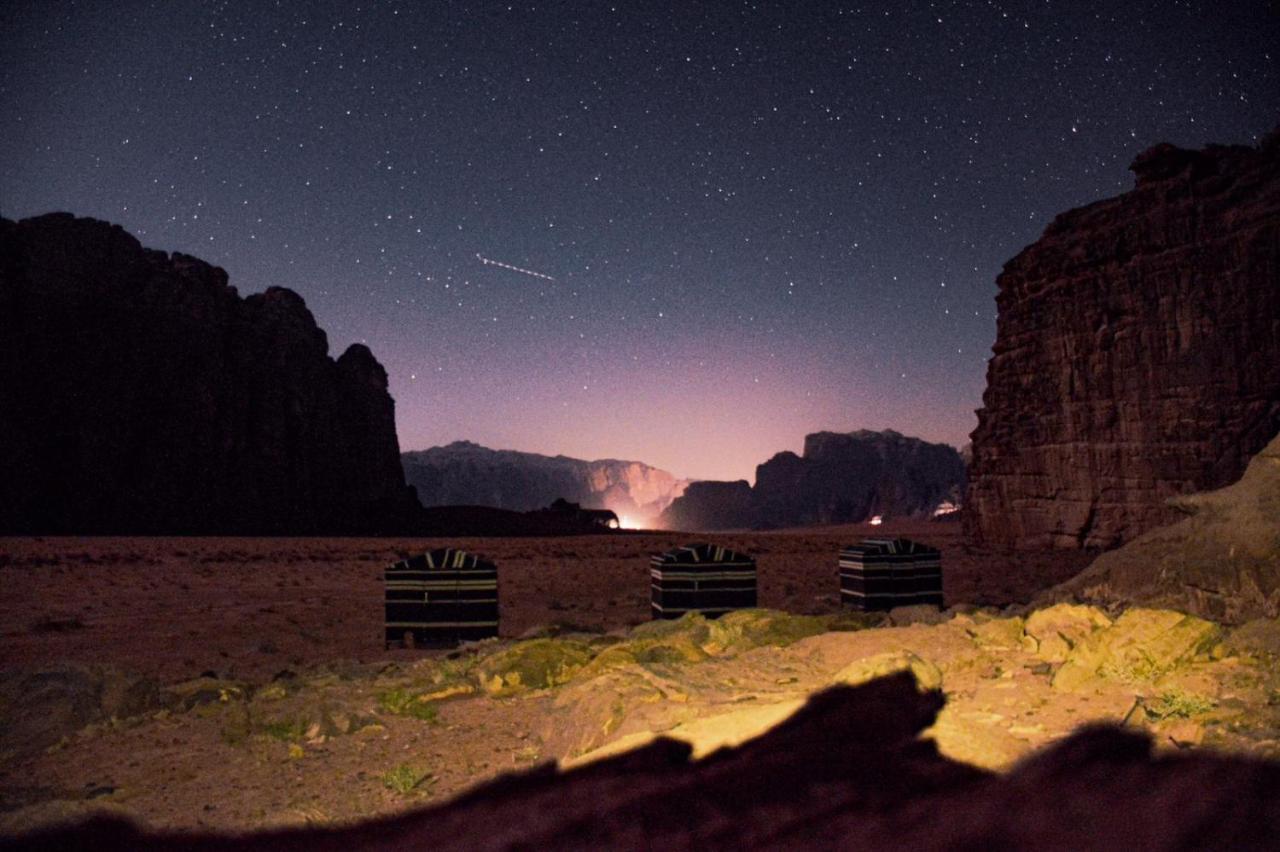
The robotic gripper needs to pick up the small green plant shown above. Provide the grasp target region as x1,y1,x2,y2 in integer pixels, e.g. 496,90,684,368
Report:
260,717,308,741
377,688,440,723
382,764,432,795
1146,689,1216,719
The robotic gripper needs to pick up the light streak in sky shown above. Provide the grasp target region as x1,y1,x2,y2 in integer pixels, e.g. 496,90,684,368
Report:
476,253,556,281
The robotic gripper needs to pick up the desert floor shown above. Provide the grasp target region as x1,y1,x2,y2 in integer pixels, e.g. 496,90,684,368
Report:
0,521,1091,682
16,523,1243,837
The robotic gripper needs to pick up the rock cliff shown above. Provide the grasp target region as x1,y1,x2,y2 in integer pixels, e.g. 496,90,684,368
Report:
0,213,419,534
401,441,689,522
966,132,1280,550
1042,429,1280,624
660,429,964,531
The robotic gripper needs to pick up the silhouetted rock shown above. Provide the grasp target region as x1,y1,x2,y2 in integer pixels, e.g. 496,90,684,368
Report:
661,430,965,530
0,213,419,534
402,441,689,522
660,479,756,530
10,672,1280,850
966,132,1280,550
1043,431,1280,624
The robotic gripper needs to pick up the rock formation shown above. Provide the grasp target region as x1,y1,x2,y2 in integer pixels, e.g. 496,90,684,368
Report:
661,429,965,530
966,132,1280,550
402,441,689,522
1042,429,1280,624
11,673,1280,851
0,213,419,534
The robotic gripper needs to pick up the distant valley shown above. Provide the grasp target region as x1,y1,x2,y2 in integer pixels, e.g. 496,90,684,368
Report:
404,430,965,532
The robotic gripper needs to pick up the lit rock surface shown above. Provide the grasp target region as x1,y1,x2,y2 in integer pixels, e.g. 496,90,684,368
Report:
6,606,1280,846
7,671,1280,850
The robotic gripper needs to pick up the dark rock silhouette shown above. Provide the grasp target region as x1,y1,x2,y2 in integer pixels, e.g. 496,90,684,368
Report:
0,213,419,534
402,441,689,520
9,672,1279,850
966,131,1280,550
661,430,965,530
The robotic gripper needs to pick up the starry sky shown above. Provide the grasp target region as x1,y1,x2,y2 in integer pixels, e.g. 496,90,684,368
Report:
3,1,1277,482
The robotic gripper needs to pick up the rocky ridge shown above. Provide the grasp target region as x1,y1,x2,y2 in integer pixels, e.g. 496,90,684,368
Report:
965,132,1280,550
0,213,419,534
401,441,689,522
661,429,964,530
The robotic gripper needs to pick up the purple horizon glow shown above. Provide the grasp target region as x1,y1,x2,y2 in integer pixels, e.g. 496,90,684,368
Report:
3,2,1277,482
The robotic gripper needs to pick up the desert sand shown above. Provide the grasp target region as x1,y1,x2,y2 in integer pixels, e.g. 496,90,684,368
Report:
0,521,1091,682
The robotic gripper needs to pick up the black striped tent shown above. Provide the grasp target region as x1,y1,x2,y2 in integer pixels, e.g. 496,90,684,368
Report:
650,543,757,620
384,549,499,648
838,537,942,611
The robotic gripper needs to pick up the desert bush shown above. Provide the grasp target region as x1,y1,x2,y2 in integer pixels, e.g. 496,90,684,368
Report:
382,764,432,795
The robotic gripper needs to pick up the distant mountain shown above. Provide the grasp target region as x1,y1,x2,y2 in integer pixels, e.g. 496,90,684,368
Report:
401,441,690,523
660,429,965,531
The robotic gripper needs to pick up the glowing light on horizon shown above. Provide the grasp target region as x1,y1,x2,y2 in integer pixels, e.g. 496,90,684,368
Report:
616,515,646,530
868,515,883,526
932,501,959,517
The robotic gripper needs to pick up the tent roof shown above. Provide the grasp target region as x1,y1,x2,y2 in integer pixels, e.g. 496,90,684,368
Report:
839,538,939,559
651,542,754,565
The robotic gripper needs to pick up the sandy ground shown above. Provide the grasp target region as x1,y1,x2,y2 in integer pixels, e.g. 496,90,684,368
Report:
0,521,1093,683
0,522,1119,836
2,524,1276,840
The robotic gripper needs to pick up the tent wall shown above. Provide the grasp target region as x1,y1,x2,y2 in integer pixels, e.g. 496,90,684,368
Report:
839,537,942,611
650,543,757,619
385,548,499,648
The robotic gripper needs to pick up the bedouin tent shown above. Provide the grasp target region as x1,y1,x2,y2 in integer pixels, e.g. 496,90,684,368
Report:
838,537,942,611
385,548,498,648
649,543,757,620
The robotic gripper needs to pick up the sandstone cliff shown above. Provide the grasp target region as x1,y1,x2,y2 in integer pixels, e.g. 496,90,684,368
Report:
401,441,689,522
0,213,419,534
660,429,964,531
1042,429,1280,624
966,132,1280,550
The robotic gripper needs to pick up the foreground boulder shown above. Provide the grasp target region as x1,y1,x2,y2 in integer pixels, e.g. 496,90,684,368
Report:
9,672,1280,850
0,214,420,534
1044,431,1280,623
966,132,1280,550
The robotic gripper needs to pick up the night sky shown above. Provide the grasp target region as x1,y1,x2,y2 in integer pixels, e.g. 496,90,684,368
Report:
3,2,1277,482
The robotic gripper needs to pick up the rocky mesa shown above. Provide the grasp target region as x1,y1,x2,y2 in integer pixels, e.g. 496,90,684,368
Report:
0,213,419,534
966,132,1280,550
402,441,690,522
661,429,964,530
